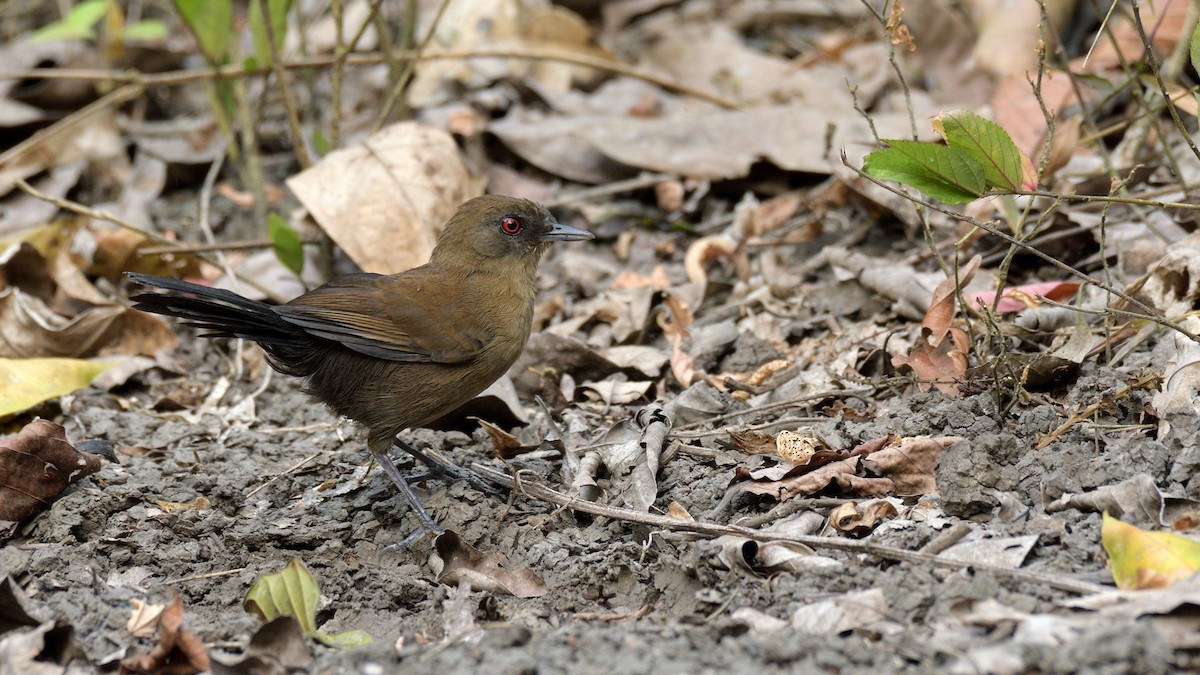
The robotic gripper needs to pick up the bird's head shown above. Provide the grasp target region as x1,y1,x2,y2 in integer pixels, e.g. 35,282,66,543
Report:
430,195,593,269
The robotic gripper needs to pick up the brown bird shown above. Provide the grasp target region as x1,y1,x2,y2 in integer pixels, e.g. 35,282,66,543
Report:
128,195,593,534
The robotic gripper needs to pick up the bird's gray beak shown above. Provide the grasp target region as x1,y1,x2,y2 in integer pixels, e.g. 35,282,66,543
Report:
537,222,595,242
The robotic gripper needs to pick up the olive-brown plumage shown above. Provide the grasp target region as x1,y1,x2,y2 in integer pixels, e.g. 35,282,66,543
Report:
128,195,593,529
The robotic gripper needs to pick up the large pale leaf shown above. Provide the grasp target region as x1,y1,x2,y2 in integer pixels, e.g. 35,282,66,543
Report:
0,357,113,416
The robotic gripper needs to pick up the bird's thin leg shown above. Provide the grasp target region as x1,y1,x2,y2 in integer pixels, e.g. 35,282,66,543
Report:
371,449,443,547
391,436,505,496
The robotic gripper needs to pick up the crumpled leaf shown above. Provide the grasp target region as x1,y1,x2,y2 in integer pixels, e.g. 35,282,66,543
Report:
430,531,547,598
829,499,900,537
1046,473,1191,528
243,558,373,648
0,357,113,417
791,589,890,636
571,403,672,513
1102,513,1200,590
709,511,840,576
209,616,313,674
892,256,980,396
734,436,959,502
286,122,483,274
120,594,210,674
0,419,103,528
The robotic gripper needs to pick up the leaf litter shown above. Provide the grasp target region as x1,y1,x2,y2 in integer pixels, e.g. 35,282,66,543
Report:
3,0,1200,673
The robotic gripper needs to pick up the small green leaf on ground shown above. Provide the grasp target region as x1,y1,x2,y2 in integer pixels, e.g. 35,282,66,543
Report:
1102,513,1200,590
933,110,1036,191
0,357,114,417
244,558,373,648
863,140,985,204
268,212,305,276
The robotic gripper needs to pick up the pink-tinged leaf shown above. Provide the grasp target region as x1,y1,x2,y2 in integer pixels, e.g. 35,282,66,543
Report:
971,281,1081,313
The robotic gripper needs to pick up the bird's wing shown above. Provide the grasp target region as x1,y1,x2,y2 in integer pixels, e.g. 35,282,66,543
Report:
272,271,488,363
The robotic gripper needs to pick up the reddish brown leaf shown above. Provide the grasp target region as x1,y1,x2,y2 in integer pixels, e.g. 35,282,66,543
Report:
0,419,103,525
922,255,980,344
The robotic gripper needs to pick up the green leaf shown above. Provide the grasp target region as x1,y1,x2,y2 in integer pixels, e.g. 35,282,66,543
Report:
120,19,168,42
1190,20,1200,81
30,0,107,42
172,0,232,64
244,558,373,648
316,630,375,648
249,0,293,67
244,558,320,635
268,212,305,276
311,128,330,156
933,110,1034,192
863,140,986,204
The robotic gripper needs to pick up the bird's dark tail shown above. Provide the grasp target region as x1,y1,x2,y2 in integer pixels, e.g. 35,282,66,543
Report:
126,273,314,375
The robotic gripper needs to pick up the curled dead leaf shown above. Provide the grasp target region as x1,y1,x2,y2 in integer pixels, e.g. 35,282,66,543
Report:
431,531,548,598
684,236,736,285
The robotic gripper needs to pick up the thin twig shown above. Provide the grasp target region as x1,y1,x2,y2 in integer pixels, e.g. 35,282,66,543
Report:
470,463,1107,596
260,0,311,169
0,48,740,109
14,177,284,303
842,153,1200,344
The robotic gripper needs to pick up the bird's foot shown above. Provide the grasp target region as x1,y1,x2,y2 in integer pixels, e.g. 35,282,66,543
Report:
371,449,445,541
392,437,507,497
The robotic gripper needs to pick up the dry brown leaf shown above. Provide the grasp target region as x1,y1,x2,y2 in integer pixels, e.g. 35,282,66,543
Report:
829,499,900,536
153,497,211,513
739,436,959,501
120,594,210,674
922,255,980,345
0,419,103,527
287,122,482,274
431,531,547,598
667,501,694,521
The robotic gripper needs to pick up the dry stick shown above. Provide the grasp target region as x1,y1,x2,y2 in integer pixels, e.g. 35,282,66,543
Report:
0,48,739,109
842,154,1200,344
470,463,1107,596
14,177,284,303
259,0,311,169
673,387,876,432
0,82,142,169
374,0,453,131
329,0,385,149
140,236,323,255
548,173,672,208
1129,0,1200,166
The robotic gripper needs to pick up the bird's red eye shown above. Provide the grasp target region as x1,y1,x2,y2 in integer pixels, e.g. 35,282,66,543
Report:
500,216,523,235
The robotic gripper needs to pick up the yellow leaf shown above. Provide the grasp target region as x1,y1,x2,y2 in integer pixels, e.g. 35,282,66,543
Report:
0,357,113,417
1102,513,1200,589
